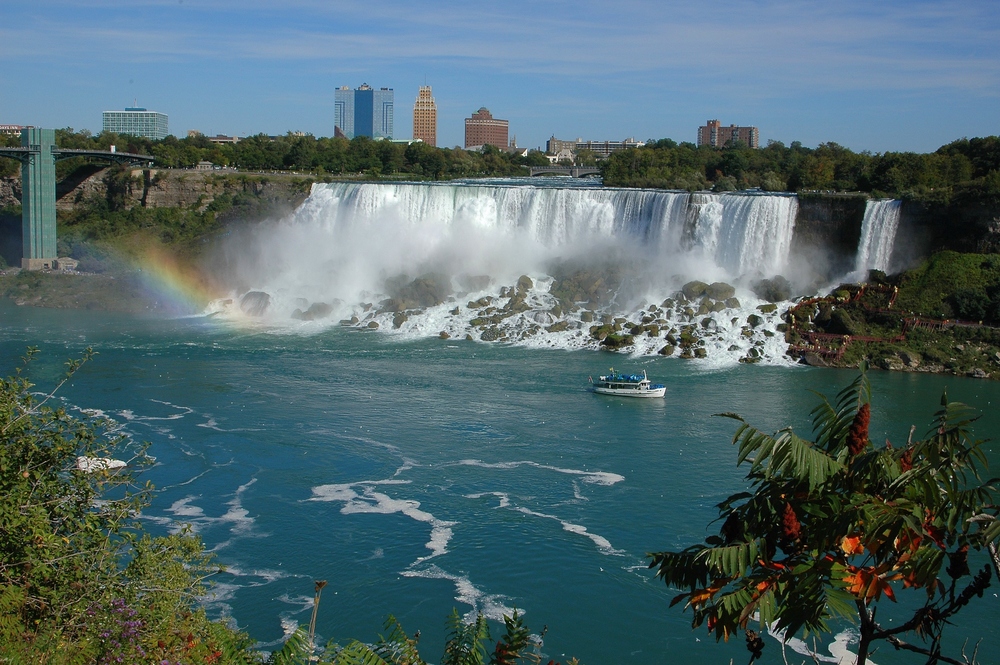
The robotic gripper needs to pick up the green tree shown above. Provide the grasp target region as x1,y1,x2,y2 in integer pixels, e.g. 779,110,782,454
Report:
649,367,999,665
0,349,258,663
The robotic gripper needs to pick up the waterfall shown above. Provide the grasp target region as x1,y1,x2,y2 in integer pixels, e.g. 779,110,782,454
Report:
855,199,902,274
262,182,798,290
212,181,801,365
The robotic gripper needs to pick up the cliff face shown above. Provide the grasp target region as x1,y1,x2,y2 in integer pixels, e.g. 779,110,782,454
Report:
790,194,868,279
1,168,315,216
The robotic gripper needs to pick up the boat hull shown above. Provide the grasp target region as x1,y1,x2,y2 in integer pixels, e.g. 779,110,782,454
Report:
592,386,666,398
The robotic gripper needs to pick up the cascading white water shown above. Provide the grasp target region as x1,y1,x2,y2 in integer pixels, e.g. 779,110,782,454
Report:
855,199,902,274
214,181,800,365
257,182,797,288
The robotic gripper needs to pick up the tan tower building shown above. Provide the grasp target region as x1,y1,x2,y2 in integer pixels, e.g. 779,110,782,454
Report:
464,107,508,149
412,86,437,146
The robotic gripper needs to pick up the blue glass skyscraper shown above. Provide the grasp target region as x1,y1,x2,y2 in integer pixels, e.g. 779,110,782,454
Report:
335,84,393,139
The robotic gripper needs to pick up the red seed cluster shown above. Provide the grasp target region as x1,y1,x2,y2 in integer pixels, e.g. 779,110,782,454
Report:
901,448,913,472
781,502,801,541
847,403,871,456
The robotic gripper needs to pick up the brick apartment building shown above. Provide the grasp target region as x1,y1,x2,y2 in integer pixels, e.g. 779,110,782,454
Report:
464,107,508,149
697,119,759,148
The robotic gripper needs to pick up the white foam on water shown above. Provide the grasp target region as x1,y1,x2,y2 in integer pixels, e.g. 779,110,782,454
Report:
769,626,869,665
451,459,624,486
468,491,623,556
465,491,511,509
513,506,624,556
401,564,515,623
309,482,454,561
119,400,194,422
155,478,258,540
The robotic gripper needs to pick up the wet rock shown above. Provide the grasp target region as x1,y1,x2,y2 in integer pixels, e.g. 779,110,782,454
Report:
682,280,709,299
879,356,905,371
439,331,451,339
297,302,333,321
546,321,570,333
899,351,921,368
803,352,827,367
392,312,409,329
531,311,556,325
468,297,492,308
600,333,633,349
706,282,736,300
339,316,359,326
756,303,778,314
450,307,460,316
591,324,617,341
517,275,534,292
697,302,710,316
239,291,271,316
381,273,452,312
658,344,676,356
968,368,989,379
710,300,727,313
701,317,716,330
752,276,792,303
481,327,502,341
747,314,763,328
367,321,379,329
465,334,474,341
694,348,708,359
725,297,741,309
647,325,660,337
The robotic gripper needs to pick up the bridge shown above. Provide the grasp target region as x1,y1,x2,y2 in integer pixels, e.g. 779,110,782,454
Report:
528,165,601,178
0,128,153,270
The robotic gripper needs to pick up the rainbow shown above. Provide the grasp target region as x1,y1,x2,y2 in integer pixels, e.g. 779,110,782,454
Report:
133,245,226,315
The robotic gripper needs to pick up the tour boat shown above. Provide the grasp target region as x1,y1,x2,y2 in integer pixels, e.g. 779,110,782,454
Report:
590,369,666,398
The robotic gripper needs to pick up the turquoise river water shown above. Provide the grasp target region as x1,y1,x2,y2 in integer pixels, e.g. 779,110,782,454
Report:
2,299,999,664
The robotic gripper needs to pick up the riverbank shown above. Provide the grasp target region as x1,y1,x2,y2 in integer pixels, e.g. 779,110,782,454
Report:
785,252,1000,379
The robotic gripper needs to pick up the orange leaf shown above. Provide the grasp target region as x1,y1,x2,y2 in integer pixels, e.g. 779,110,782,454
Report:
841,535,864,556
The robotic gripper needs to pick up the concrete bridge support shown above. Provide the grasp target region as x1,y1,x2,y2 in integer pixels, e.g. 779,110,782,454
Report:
20,128,58,270
0,129,153,270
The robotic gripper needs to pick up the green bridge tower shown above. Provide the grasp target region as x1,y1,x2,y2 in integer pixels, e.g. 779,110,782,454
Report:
0,128,154,270
20,128,58,269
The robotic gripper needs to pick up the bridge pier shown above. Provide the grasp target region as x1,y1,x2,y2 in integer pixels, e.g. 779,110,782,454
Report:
0,129,154,270
20,128,58,270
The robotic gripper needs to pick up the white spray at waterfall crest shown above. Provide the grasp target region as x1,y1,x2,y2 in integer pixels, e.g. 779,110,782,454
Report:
238,182,799,301
855,199,902,274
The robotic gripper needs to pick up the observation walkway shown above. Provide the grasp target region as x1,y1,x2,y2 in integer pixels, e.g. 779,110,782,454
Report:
528,166,601,178
0,128,153,270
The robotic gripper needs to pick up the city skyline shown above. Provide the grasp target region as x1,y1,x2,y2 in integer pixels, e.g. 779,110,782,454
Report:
2,1,998,153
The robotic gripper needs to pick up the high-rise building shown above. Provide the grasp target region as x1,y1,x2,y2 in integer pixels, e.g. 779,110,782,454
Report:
464,107,508,149
102,107,169,140
335,84,394,139
697,119,759,149
412,86,437,146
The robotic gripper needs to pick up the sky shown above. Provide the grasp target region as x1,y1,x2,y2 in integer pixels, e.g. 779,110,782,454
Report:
2,0,998,153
